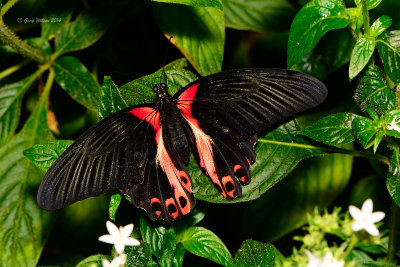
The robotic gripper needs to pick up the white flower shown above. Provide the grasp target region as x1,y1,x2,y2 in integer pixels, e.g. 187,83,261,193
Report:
387,118,400,133
305,250,344,267
99,221,140,254
349,198,385,236
102,253,127,267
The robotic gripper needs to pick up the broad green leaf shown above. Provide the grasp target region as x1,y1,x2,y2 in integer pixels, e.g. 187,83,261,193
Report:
152,0,222,9
299,112,359,146
99,76,128,120
41,0,74,40
120,59,197,106
175,209,206,237
26,38,52,60
352,116,377,149
377,30,400,84
370,16,392,37
191,120,324,203
53,56,101,110
153,3,224,75
354,65,395,116
243,151,352,241
0,78,53,265
349,35,376,80
125,241,152,267
0,70,42,147
387,148,400,206
291,29,353,79
221,0,295,32
181,227,233,266
173,243,185,267
287,0,350,68
234,240,282,267
354,0,382,10
76,254,111,267
23,140,73,171
109,193,122,221
54,6,113,57
140,216,177,267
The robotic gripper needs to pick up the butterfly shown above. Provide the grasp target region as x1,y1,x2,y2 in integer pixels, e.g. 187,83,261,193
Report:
37,68,327,222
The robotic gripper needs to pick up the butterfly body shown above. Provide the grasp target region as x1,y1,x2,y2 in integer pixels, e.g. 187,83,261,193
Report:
38,69,327,222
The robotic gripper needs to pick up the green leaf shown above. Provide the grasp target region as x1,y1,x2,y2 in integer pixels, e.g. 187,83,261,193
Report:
26,38,52,60
287,0,350,68
0,70,42,147
53,56,101,110
173,243,185,267
370,16,392,37
387,148,400,211
140,216,177,267
23,140,73,171
291,29,354,79
354,65,395,116
54,6,113,57
352,116,377,149
221,0,295,32
41,0,74,40
99,76,128,120
377,30,400,84
175,209,206,237
181,227,233,266
299,113,359,146
125,241,152,267
349,35,376,80
76,254,110,267
153,3,224,75
108,193,122,221
385,110,400,139
243,152,352,241
234,240,282,267
190,120,324,203
152,0,222,9
0,77,53,265
354,0,382,10
120,59,197,106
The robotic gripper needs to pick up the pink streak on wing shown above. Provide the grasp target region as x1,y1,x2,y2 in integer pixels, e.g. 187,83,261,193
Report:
177,84,227,198
129,107,161,143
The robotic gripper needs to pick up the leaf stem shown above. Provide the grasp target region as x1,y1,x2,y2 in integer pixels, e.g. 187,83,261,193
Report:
42,68,54,99
0,59,30,80
0,19,45,63
0,0,18,17
257,139,390,165
361,0,370,35
389,200,399,263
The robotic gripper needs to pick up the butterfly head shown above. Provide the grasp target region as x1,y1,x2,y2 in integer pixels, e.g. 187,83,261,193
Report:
153,83,169,99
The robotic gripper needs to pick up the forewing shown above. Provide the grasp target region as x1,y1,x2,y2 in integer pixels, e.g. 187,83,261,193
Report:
175,68,327,199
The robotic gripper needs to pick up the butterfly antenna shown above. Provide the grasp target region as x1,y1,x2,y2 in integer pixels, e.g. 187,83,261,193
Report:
160,36,174,86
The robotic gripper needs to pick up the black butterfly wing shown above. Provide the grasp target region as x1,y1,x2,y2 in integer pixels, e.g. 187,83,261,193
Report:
37,104,195,222
175,68,327,199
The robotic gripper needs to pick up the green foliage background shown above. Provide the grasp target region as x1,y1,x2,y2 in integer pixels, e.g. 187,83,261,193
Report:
0,0,400,266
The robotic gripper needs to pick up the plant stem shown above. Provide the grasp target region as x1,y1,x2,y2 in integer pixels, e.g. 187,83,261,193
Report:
361,0,370,35
0,0,18,17
258,139,390,165
0,59,29,80
389,200,399,263
42,67,54,98
0,19,45,63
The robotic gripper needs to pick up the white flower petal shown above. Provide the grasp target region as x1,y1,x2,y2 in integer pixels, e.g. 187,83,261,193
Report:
106,221,120,237
361,199,373,215
120,224,134,237
123,237,140,246
99,234,115,244
114,242,125,254
370,211,385,223
102,258,111,267
349,205,362,219
352,221,364,231
364,223,380,236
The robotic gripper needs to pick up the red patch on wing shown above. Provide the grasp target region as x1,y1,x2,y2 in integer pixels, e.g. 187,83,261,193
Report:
129,107,161,142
